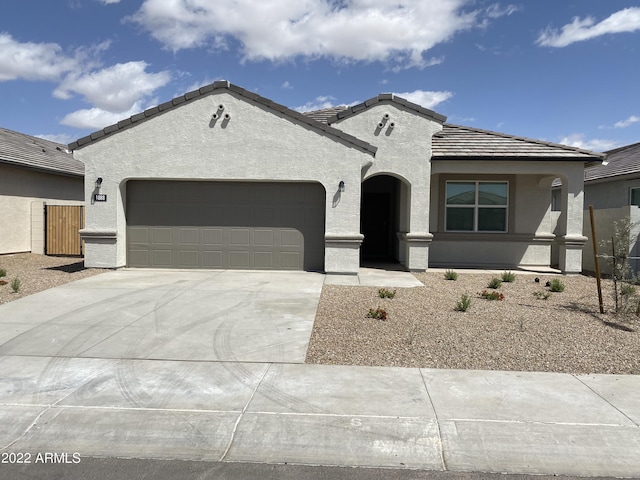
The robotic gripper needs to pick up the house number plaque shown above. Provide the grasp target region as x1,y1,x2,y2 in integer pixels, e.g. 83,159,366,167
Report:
93,194,107,202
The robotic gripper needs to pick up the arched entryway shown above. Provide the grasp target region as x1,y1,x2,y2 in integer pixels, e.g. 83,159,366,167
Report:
360,175,407,265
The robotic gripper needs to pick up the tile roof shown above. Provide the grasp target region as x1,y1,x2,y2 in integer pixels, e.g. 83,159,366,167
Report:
432,124,605,162
311,95,447,125
0,127,84,177
304,107,604,163
69,81,377,156
584,141,640,183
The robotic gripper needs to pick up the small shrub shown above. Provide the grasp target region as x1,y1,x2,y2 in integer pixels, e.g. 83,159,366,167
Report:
533,290,551,300
549,278,565,293
479,289,505,301
367,307,387,320
0,268,6,278
378,288,396,299
10,277,21,293
501,271,516,283
487,277,502,289
621,283,636,297
444,270,458,281
455,294,471,312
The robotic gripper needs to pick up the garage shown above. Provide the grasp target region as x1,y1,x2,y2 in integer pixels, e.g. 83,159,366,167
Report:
126,180,325,270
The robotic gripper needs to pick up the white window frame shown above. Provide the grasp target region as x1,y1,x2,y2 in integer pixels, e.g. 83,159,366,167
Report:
445,180,509,233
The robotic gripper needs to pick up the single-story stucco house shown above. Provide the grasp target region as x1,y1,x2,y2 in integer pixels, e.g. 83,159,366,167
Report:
580,141,640,276
69,81,604,275
0,127,84,255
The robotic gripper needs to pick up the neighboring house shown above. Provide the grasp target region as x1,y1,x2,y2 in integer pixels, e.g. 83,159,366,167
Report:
0,127,84,255
580,142,640,276
70,81,604,274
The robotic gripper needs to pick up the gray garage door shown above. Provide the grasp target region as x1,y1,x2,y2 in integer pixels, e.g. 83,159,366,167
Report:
126,181,325,270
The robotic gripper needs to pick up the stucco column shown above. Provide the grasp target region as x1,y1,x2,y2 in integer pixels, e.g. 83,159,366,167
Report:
324,176,363,275
404,183,432,271
557,168,587,274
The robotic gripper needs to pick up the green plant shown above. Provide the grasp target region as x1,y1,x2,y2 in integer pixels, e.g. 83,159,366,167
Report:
378,288,396,299
621,283,636,297
10,277,21,293
487,277,502,289
444,270,458,281
533,290,551,300
367,307,387,320
501,271,516,282
455,294,471,312
479,289,505,301
0,268,6,278
549,278,565,293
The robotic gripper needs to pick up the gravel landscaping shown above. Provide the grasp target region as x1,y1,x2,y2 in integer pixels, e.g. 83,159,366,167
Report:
306,271,640,375
0,253,105,305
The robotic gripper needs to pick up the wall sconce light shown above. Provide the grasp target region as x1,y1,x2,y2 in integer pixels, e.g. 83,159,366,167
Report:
95,177,103,189
339,181,345,193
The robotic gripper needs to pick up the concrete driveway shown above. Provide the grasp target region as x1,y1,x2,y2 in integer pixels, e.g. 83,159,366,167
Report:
0,269,325,363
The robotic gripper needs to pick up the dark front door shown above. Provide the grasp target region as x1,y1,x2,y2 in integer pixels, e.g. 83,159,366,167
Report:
361,192,392,260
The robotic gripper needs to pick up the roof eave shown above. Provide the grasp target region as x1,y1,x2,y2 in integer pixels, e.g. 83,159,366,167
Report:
0,158,84,178
69,81,377,157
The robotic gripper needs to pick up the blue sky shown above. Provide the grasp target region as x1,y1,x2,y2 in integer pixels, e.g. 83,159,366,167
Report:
1,0,639,152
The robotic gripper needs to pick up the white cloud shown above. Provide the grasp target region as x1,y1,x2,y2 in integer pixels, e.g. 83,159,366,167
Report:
54,61,171,112
537,7,640,47
295,95,339,112
614,115,640,128
485,3,521,19
559,134,620,152
281,81,293,89
129,0,501,69
60,102,146,130
0,33,77,81
35,133,76,145
393,90,453,109
97,0,121,3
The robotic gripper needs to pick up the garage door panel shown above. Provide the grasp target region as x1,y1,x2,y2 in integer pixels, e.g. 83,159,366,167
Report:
203,250,223,267
151,228,172,245
254,229,274,247
179,228,199,245
127,181,324,270
203,228,224,245
179,251,199,267
152,250,172,267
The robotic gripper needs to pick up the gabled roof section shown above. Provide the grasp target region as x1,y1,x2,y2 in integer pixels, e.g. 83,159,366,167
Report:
432,124,605,163
323,94,447,125
584,141,640,182
69,81,377,156
0,127,84,177
304,106,350,124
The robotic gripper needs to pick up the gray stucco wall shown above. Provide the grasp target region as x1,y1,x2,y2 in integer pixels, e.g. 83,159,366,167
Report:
74,90,374,272
331,102,442,270
0,164,84,254
428,161,586,271
584,176,640,210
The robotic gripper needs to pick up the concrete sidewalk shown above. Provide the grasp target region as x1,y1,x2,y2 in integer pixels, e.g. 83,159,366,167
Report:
1,356,639,477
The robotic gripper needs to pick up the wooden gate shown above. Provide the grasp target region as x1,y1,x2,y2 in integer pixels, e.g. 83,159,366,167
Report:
46,205,85,255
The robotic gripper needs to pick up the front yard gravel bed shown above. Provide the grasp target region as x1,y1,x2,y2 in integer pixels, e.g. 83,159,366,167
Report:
306,272,640,374
0,253,105,305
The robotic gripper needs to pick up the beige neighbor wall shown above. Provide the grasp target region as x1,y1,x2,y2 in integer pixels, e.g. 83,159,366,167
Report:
330,102,442,271
582,206,640,276
0,164,84,254
74,90,374,273
429,161,586,272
